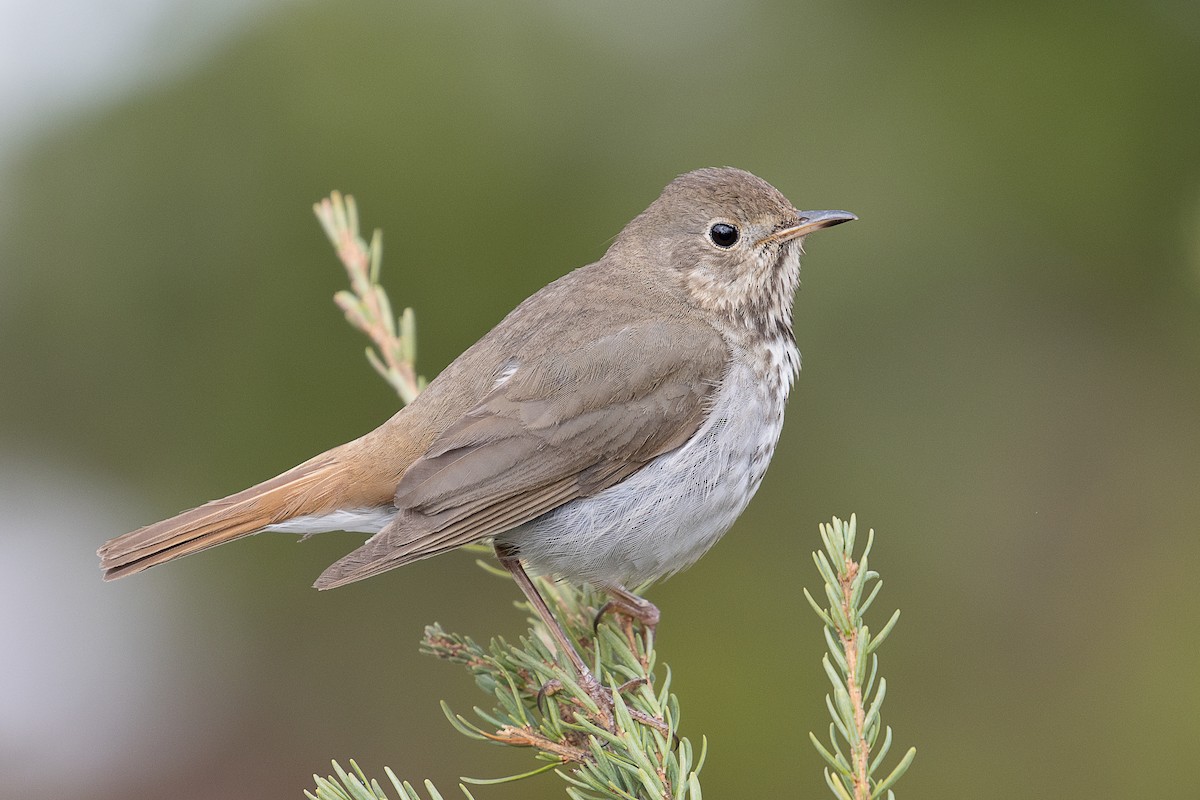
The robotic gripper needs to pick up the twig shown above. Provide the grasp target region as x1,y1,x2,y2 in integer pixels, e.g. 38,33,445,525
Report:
313,192,424,405
804,515,916,800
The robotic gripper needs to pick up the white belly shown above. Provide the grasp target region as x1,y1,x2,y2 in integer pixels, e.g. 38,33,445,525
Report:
502,339,795,586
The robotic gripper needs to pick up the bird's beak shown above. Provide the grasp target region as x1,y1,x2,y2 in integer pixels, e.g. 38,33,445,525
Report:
760,210,858,246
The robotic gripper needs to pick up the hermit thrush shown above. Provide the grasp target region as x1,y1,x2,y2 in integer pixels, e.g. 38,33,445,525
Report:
98,167,854,709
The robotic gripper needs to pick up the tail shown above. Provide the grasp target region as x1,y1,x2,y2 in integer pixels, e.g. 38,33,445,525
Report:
98,449,356,581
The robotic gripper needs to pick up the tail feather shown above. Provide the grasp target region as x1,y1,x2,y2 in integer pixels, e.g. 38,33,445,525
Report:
98,450,351,581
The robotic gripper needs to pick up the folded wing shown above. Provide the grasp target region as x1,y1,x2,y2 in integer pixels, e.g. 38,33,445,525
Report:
315,318,727,588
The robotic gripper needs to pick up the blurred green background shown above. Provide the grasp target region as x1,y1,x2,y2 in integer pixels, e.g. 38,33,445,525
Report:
2,1,1199,798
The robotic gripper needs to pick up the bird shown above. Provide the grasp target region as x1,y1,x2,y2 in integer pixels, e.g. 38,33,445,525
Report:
98,166,855,711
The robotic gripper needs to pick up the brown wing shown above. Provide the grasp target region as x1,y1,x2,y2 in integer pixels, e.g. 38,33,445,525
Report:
314,319,727,588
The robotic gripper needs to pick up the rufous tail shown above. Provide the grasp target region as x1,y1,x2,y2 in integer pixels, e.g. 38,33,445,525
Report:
98,449,356,581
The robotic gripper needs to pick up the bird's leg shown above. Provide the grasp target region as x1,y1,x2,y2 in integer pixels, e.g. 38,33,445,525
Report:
494,544,614,725
495,545,671,734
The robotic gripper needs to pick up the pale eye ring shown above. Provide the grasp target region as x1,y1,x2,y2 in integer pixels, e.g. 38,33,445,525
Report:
709,222,739,248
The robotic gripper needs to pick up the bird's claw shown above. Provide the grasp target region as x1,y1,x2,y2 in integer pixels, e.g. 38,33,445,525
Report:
592,598,660,635
536,670,666,733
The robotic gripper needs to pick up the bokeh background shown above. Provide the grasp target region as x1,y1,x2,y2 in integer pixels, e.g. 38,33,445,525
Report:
3,1,1199,798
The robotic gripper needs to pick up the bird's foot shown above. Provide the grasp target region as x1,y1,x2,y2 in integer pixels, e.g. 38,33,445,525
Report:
593,590,660,634
593,588,659,670
537,670,666,734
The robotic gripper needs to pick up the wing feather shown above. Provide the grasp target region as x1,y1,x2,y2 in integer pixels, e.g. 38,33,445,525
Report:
315,318,728,589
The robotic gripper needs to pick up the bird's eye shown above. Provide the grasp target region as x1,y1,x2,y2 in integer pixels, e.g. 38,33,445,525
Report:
709,222,739,248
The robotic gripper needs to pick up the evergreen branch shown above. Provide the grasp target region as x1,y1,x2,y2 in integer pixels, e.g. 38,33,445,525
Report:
804,515,916,799
306,759,474,800
313,191,425,404
422,575,703,799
